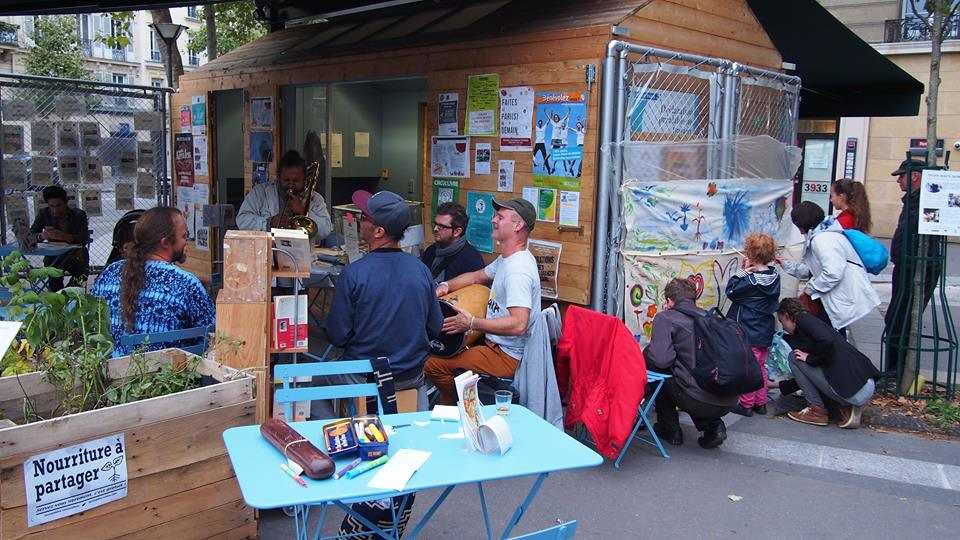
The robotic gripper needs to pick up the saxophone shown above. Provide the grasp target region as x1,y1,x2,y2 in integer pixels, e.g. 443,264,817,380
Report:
287,161,322,238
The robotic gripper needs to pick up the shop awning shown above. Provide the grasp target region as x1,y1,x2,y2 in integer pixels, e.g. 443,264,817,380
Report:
747,0,924,118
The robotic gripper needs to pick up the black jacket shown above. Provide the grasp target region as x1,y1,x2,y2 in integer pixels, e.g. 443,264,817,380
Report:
784,312,880,399
420,241,485,283
725,267,781,347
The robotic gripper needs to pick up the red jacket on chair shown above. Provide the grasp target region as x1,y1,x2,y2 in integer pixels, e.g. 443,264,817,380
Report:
557,306,646,459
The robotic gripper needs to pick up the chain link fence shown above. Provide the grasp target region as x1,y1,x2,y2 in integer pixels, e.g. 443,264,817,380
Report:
0,73,171,271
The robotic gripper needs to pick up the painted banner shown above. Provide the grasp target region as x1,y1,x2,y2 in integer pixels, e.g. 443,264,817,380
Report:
466,191,494,253
533,91,587,191
466,74,499,136
622,179,793,253
175,133,195,187
499,86,534,151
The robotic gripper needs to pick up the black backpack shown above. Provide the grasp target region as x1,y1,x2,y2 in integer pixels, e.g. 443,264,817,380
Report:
674,304,762,396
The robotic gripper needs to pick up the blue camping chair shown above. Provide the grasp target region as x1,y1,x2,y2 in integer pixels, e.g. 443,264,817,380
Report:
117,324,215,356
509,521,578,540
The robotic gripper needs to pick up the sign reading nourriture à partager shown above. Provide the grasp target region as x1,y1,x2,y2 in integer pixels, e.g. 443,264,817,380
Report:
24,433,128,527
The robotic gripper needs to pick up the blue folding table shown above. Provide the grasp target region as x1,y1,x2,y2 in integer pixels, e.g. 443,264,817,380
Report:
223,405,602,540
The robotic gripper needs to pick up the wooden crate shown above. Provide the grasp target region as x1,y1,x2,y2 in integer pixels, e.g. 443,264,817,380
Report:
0,349,258,539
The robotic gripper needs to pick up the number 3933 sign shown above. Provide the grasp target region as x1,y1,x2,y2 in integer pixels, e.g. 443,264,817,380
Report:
24,433,128,527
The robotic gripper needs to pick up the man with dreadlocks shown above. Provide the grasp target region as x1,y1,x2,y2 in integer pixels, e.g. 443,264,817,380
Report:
92,207,215,356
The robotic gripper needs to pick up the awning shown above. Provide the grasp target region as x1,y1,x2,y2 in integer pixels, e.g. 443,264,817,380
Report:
748,0,924,118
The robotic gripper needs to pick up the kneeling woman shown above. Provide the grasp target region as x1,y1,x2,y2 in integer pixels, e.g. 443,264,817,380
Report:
774,298,880,428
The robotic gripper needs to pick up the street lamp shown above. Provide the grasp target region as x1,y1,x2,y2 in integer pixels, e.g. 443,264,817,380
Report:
149,22,187,88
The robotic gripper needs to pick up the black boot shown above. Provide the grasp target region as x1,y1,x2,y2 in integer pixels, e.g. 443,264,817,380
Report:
653,423,684,446
753,404,767,415
730,404,754,417
697,421,727,449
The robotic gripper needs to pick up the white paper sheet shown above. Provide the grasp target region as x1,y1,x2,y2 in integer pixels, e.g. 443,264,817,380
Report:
430,405,460,421
367,449,431,491
0,321,22,351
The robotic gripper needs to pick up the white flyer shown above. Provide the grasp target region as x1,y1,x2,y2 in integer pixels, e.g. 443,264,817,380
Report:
4,160,28,190
559,190,580,227
176,185,195,239
193,183,210,250
138,140,156,173
499,86,534,152
918,169,960,236
79,189,102,217
58,155,80,184
56,122,79,151
118,149,137,176
134,111,163,132
522,186,538,208
136,172,156,199
31,122,54,153
193,135,208,176
431,136,470,178
497,160,515,192
367,449,431,491
2,124,24,154
0,321,22,356
474,142,491,175
115,182,135,211
81,156,103,184
438,92,459,136
32,156,55,186
354,131,370,158
24,433,128,527
79,121,101,148
330,133,343,168
342,212,362,263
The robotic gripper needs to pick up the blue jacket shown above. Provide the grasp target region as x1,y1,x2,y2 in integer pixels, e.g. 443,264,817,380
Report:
327,248,443,380
725,267,781,347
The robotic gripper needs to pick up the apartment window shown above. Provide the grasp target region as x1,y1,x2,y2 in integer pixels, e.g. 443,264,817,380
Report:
113,73,128,107
151,78,163,88
188,50,200,66
149,31,162,62
186,6,199,19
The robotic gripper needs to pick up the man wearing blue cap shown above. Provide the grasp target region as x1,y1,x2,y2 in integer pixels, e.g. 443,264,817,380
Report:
326,190,443,402
425,197,542,405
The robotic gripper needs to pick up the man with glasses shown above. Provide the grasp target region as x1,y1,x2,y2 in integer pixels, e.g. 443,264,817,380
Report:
421,202,484,284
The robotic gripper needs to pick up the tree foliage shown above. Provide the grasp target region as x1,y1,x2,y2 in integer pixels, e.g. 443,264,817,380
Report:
98,11,134,49
188,1,266,57
24,16,90,79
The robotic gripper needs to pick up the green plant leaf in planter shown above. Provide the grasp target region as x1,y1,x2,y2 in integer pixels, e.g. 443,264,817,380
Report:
44,267,64,278
40,292,66,310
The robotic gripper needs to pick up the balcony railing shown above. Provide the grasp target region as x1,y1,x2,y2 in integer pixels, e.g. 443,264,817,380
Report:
80,38,93,57
884,16,960,42
0,29,17,47
112,47,128,62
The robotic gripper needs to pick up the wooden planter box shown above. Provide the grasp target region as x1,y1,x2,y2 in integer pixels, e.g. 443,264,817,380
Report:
0,349,257,539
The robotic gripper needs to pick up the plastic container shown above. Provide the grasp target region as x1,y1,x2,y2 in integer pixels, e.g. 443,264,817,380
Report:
353,415,389,461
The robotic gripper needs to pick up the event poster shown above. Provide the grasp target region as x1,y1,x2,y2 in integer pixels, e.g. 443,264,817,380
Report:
621,179,793,253
193,135,208,175
438,92,459,135
4,160,27,190
918,169,960,236
175,133,195,187
2,124,24,154
431,178,460,219
179,105,191,133
330,133,343,168
528,239,562,299
176,185,195,240
559,190,580,226
79,189,102,217
253,162,269,184
118,149,137,175
137,172,156,199
56,121,79,150
533,91,587,191
115,183,134,210
499,86,534,151
81,156,102,184
538,188,557,222
250,97,274,130
431,136,470,178
32,156,54,186
79,122,100,148
466,74,499,136
138,140,156,173
31,122,54,153
628,88,701,135
249,131,273,162
475,142,491,175
191,95,206,128
466,191,494,253
497,160,514,192
193,183,210,251
58,155,79,183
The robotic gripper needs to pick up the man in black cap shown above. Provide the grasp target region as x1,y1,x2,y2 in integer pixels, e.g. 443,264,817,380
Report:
425,197,542,405
884,159,943,374
326,190,443,403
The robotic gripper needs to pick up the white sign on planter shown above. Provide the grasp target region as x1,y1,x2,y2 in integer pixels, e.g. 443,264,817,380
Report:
24,433,127,527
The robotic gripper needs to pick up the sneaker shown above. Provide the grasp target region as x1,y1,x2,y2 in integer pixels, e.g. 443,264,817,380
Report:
731,404,754,417
787,405,829,426
753,404,767,415
839,405,862,429
697,421,727,449
653,423,684,446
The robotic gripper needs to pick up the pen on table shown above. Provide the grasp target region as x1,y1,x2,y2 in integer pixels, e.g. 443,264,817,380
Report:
334,457,363,480
279,463,308,487
344,455,389,479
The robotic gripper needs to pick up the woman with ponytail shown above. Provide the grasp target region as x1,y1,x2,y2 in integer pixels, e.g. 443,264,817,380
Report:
830,179,872,233
92,207,215,356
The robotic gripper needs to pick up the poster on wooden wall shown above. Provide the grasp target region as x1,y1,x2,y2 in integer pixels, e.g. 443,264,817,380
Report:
438,92,459,136
474,142,491,175
175,133,195,187
532,92,586,192
528,239,562,299
466,74,499,136
466,191,494,253
431,178,460,219
179,105,192,133
499,86,534,152
250,97,274,130
431,136,470,178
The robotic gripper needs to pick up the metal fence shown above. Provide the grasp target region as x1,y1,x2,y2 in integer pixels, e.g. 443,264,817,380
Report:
592,42,801,313
0,73,171,270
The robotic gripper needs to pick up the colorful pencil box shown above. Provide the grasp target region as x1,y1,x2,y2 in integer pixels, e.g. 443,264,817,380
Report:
353,415,389,461
322,418,359,458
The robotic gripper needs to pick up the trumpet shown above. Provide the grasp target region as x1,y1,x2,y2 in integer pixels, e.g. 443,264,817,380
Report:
287,161,322,238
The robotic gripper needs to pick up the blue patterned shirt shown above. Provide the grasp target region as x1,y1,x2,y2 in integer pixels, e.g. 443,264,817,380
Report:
92,260,216,356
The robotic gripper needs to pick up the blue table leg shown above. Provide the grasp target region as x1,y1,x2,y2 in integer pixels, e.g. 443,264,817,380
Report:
499,472,548,540
477,482,494,540
311,504,328,540
407,485,456,539
333,500,399,539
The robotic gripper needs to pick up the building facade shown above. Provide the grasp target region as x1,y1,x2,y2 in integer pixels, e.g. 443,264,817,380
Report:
0,7,206,89
818,0,960,237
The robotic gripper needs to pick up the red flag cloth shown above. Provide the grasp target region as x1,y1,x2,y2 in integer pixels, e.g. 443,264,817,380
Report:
557,305,647,459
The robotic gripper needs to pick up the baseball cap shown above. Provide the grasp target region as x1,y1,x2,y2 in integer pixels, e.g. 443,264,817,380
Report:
891,158,925,176
351,190,410,237
492,197,536,231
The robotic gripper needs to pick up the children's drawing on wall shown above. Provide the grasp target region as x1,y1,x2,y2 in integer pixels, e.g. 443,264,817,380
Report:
532,91,587,191
621,179,792,254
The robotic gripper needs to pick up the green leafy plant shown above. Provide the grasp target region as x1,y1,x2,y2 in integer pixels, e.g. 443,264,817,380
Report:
925,399,960,430
104,348,202,406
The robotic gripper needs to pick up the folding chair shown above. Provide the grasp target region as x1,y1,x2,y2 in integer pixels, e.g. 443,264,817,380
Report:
614,370,672,467
117,324,215,356
509,520,578,540
273,359,385,420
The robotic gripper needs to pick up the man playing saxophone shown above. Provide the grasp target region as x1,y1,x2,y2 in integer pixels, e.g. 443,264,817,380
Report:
237,150,334,243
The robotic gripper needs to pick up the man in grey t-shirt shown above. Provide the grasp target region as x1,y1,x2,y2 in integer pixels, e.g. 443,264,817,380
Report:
425,198,541,405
